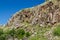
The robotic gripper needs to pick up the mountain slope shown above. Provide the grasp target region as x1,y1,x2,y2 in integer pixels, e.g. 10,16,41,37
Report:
6,0,60,27
5,0,60,40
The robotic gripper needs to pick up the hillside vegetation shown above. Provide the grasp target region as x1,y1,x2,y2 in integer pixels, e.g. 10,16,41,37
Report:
0,0,60,40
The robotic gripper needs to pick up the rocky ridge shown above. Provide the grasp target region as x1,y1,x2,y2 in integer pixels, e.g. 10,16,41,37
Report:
5,0,60,40
7,0,60,27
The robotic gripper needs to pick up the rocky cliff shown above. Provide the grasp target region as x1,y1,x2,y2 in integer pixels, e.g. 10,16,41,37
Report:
6,0,60,27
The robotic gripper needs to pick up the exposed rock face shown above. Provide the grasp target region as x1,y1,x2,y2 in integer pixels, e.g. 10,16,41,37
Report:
6,0,60,27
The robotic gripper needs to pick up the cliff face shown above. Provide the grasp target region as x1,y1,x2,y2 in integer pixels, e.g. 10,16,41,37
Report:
6,0,60,27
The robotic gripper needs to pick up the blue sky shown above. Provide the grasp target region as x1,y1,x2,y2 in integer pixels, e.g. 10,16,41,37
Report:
0,0,45,25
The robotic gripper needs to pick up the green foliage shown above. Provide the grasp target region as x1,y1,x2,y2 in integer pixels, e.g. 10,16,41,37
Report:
0,28,7,40
0,27,30,40
8,28,15,36
0,29,3,36
53,25,60,36
26,32,30,37
0,34,7,40
29,35,47,40
16,28,25,39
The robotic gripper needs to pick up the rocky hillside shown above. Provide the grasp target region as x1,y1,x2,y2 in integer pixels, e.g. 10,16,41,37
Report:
6,0,60,27
5,0,60,40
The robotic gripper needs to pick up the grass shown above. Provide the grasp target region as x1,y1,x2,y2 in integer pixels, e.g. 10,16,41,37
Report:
53,25,60,36
27,24,51,40
29,34,47,40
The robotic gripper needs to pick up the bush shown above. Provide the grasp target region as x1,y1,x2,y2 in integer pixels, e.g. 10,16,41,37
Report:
16,28,25,39
26,32,30,37
8,28,16,36
0,29,3,36
0,34,7,40
0,27,30,40
53,25,60,36
0,28,7,40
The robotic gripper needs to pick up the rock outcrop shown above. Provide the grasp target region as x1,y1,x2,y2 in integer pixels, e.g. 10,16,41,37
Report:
6,0,60,27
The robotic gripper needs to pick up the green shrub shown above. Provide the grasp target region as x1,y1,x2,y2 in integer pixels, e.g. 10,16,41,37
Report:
0,34,7,40
26,32,30,37
16,28,25,39
9,28,16,36
53,25,60,36
0,27,30,40
0,28,7,40
0,29,3,36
